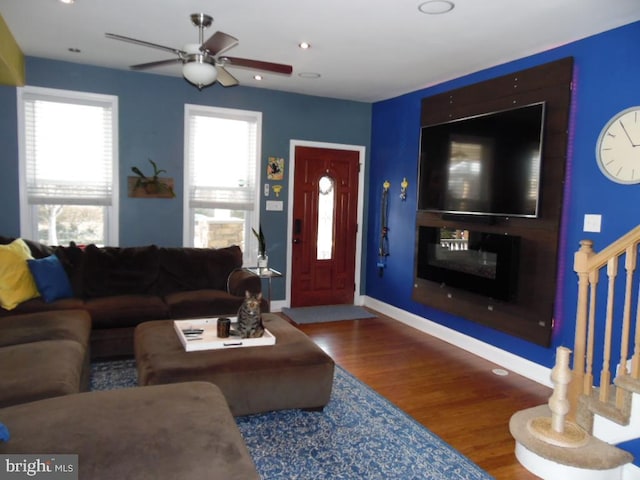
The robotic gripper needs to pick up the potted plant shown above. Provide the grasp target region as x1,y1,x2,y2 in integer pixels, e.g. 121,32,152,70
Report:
131,159,175,197
252,226,268,272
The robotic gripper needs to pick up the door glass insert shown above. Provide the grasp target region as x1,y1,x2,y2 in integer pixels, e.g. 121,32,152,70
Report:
317,175,335,260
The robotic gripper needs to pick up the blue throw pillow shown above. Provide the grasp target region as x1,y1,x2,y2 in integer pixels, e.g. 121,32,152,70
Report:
27,255,74,303
0,421,9,442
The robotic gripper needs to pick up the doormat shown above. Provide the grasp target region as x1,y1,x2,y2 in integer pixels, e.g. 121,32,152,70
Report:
281,305,376,324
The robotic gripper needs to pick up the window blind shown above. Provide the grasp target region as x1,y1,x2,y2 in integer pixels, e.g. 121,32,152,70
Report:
22,92,114,205
186,106,258,211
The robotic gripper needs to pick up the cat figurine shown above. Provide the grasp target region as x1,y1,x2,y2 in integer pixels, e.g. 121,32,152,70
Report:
234,291,264,338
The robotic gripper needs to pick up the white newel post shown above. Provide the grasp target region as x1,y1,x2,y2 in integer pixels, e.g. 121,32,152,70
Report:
527,346,589,447
549,347,572,433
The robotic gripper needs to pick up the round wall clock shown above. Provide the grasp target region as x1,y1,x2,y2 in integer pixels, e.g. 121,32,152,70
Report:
595,106,640,184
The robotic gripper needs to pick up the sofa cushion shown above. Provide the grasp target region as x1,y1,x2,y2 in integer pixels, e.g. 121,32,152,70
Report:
0,238,40,311
52,243,86,297
0,309,91,349
27,254,74,303
83,244,160,298
227,268,262,297
156,246,242,295
0,297,85,318
164,289,246,319
0,382,260,480
0,235,54,259
0,339,86,408
85,295,169,329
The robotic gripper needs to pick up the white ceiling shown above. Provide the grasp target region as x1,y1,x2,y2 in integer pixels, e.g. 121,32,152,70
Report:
2,0,640,102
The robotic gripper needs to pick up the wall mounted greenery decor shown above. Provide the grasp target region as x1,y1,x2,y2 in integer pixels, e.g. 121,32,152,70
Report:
128,159,175,198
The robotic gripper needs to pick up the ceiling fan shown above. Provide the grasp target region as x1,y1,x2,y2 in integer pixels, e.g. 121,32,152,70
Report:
105,13,293,90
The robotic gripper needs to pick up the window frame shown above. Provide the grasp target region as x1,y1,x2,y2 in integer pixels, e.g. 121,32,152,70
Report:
183,104,262,265
17,86,119,246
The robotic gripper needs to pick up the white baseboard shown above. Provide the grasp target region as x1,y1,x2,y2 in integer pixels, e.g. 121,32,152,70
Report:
270,300,287,312
362,296,553,388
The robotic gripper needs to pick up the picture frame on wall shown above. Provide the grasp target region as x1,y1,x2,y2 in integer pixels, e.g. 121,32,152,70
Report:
267,157,285,180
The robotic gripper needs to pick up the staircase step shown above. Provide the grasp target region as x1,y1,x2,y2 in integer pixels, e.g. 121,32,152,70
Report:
587,386,632,426
615,374,640,395
510,405,633,472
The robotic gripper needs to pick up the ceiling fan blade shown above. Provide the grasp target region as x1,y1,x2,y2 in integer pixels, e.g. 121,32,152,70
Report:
215,66,239,87
201,31,239,56
131,58,182,70
105,33,184,56
222,57,293,75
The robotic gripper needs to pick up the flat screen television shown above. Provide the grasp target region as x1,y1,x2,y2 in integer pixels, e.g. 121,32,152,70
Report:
417,102,546,218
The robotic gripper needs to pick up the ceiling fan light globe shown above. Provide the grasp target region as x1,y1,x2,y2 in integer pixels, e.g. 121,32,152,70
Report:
182,58,218,88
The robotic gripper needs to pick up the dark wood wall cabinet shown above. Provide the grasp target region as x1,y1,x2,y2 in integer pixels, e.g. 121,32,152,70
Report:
413,57,574,346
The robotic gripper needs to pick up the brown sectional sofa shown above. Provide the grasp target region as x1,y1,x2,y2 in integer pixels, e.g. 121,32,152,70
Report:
0,244,264,478
0,237,330,478
0,236,266,358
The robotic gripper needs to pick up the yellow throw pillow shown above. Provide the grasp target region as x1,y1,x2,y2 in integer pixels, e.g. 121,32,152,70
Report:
0,238,40,310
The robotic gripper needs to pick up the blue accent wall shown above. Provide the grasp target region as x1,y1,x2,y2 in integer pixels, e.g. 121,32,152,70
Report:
367,21,640,368
0,57,372,301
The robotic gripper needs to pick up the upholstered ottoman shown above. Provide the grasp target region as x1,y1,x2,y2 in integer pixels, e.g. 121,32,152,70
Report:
134,313,335,416
0,382,259,480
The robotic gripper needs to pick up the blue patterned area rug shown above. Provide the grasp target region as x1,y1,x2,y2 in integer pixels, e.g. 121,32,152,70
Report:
91,360,493,480
90,359,138,390
281,305,377,324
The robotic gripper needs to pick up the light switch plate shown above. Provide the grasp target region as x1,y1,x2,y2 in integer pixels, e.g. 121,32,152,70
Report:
264,183,270,197
583,214,602,233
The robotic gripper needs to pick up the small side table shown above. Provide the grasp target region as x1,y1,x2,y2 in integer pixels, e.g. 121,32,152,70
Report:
245,267,282,309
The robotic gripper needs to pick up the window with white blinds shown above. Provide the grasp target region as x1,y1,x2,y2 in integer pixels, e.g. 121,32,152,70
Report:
18,87,118,246
184,104,261,263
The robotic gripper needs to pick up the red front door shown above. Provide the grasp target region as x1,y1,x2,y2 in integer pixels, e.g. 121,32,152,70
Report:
290,146,360,307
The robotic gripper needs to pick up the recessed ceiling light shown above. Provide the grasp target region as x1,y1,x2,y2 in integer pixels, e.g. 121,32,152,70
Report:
298,42,311,50
254,74,263,81
298,72,321,79
59,0,75,4
418,0,455,14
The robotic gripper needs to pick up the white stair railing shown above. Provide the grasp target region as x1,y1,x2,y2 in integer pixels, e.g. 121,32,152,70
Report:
569,225,640,425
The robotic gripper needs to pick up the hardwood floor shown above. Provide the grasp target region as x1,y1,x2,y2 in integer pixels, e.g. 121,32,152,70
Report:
283,310,549,480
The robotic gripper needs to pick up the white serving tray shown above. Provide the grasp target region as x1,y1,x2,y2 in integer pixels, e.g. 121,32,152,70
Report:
173,317,276,352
